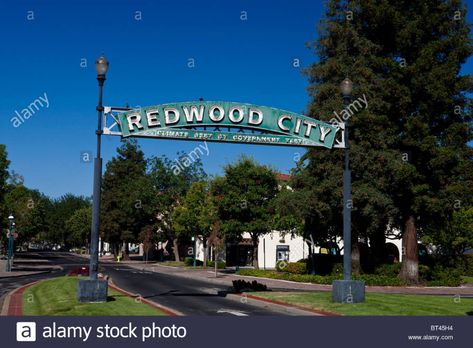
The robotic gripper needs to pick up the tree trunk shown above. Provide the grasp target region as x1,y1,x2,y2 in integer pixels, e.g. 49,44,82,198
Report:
172,238,180,261
203,239,208,267
351,228,361,275
351,241,361,275
122,242,130,261
400,215,419,283
252,237,259,269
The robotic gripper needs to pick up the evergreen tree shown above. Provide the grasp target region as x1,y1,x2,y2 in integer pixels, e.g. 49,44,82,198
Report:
358,0,473,281
298,0,400,274
101,139,154,258
299,0,472,281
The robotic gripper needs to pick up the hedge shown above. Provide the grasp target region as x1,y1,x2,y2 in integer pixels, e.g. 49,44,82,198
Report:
236,268,462,287
286,262,307,274
207,260,226,269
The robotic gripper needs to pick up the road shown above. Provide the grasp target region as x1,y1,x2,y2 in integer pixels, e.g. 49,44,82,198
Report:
103,264,282,316
1,252,289,316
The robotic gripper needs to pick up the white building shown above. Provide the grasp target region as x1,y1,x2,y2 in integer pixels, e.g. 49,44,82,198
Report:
194,230,403,269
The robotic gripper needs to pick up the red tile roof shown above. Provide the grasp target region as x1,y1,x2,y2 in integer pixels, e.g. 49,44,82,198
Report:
276,173,291,182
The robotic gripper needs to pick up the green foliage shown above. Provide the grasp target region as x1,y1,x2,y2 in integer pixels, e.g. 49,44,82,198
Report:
288,0,473,282
183,257,203,267
4,185,51,245
426,266,463,287
286,262,307,274
238,266,462,287
374,263,402,278
211,157,278,268
275,260,288,272
172,181,216,242
65,207,92,247
147,152,206,260
423,207,473,256
452,255,473,277
101,140,154,251
207,260,226,269
46,193,90,245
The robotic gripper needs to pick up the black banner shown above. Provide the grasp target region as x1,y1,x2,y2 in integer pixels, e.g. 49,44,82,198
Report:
3,316,470,348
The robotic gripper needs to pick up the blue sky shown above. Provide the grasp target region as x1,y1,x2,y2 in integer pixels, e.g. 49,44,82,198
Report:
0,0,472,198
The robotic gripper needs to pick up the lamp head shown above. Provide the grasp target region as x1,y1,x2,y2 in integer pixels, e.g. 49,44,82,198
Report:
95,55,109,76
340,78,353,96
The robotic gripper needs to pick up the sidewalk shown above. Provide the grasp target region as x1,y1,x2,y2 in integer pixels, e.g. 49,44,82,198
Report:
0,281,40,315
118,261,473,296
0,259,62,279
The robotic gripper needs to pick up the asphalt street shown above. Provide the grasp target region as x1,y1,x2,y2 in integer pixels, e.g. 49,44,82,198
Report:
1,252,288,316
103,264,284,316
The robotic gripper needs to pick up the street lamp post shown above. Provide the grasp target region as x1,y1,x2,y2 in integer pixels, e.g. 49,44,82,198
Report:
331,78,365,303
6,215,14,272
77,55,109,302
341,78,353,281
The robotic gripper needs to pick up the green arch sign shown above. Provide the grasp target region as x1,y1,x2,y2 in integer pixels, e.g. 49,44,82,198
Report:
116,101,339,148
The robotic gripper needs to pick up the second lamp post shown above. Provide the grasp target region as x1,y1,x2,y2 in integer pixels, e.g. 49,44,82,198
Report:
332,77,365,303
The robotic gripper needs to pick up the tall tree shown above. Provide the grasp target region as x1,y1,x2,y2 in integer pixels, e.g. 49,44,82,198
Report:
148,153,207,261
101,139,154,258
0,144,10,246
358,0,473,281
65,206,92,247
4,186,50,246
301,0,472,281
173,181,216,266
211,157,278,269
299,0,400,274
45,194,90,246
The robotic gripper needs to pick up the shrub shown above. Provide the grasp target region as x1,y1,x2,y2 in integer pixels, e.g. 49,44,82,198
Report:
286,262,307,274
451,255,473,276
427,266,462,287
374,263,402,277
183,257,193,266
232,279,268,292
276,260,289,272
354,274,407,286
183,257,203,266
207,260,226,269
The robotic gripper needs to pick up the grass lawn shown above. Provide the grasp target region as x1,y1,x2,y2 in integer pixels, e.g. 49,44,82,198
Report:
22,277,167,316
461,276,473,284
251,291,473,316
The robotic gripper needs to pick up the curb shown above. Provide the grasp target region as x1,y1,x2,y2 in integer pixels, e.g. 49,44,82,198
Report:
1,280,41,316
107,277,184,316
